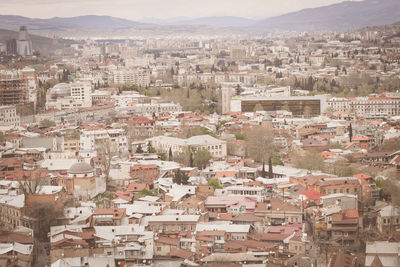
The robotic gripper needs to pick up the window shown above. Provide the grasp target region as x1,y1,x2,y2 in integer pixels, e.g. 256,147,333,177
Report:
157,247,161,252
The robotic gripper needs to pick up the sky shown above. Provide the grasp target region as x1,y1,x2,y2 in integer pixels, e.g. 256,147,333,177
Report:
1,0,361,20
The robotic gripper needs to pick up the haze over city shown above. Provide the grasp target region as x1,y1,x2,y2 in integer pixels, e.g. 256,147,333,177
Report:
2,0,357,20
0,0,400,267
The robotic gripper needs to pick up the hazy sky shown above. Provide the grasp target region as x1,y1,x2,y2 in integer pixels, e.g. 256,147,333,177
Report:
1,0,360,20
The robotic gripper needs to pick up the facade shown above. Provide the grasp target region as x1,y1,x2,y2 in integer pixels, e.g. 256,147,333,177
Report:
241,95,328,116
147,215,200,234
0,72,26,106
0,106,20,127
46,82,92,110
255,198,303,225
149,135,227,159
328,97,400,118
130,164,160,184
376,205,400,237
80,128,128,153
58,159,106,200
223,186,267,202
113,69,151,87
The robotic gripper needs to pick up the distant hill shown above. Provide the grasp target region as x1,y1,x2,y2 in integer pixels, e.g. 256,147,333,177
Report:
158,16,256,28
50,15,145,29
0,15,146,36
0,28,73,56
252,0,400,32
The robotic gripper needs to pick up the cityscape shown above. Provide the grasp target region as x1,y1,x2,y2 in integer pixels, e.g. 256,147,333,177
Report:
1,0,400,266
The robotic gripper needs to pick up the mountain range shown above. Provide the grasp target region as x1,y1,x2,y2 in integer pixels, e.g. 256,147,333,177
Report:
0,0,399,37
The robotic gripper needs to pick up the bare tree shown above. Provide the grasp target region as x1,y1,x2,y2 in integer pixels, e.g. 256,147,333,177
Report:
95,139,119,184
247,126,276,168
18,169,47,195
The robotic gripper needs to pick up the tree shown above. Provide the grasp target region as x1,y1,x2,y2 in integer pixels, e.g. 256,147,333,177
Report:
26,201,63,242
136,145,143,154
147,141,156,153
134,189,154,200
193,149,212,170
268,156,273,178
235,84,243,96
96,139,118,184
168,147,173,161
247,126,276,165
173,169,189,185
18,169,47,196
208,178,222,189
39,119,56,128
235,133,246,140
292,150,324,171
349,123,353,142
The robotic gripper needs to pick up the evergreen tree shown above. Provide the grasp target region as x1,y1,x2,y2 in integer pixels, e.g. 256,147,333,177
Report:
168,147,173,161
349,123,353,142
189,152,194,167
268,157,273,179
173,169,189,185
136,145,143,154
261,162,266,178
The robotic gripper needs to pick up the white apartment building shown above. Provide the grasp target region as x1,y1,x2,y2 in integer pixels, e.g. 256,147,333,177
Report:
351,97,400,118
80,128,128,153
327,97,400,117
70,82,92,104
112,93,149,108
148,135,227,159
0,106,20,127
223,185,267,202
113,69,151,87
123,103,182,114
327,97,351,112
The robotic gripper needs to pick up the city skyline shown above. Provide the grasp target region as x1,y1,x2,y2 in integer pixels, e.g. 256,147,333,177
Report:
1,0,358,21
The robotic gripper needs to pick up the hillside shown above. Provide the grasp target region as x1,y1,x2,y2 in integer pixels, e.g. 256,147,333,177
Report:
252,0,400,32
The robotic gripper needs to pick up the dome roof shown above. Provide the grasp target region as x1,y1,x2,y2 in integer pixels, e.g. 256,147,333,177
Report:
68,161,94,174
50,83,71,100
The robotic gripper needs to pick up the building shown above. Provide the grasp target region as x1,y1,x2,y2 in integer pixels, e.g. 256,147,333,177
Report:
0,71,26,106
113,69,151,87
327,97,400,118
0,106,20,127
223,186,267,202
241,95,328,116
148,135,227,159
130,164,160,184
376,205,400,237
80,128,128,153
16,26,33,57
255,198,303,225
58,159,106,200
365,241,400,267
147,215,200,234
46,82,92,110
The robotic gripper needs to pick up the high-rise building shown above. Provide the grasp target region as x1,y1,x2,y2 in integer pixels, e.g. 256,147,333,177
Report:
0,71,26,106
16,26,33,57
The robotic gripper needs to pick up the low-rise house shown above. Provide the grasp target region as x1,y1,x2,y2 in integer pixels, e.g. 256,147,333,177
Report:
147,215,200,234
376,205,400,237
255,198,303,225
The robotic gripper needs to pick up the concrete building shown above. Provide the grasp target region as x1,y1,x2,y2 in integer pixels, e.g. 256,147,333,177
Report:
46,82,92,111
148,135,227,159
0,106,20,127
80,128,128,153
241,95,328,116
113,69,151,87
